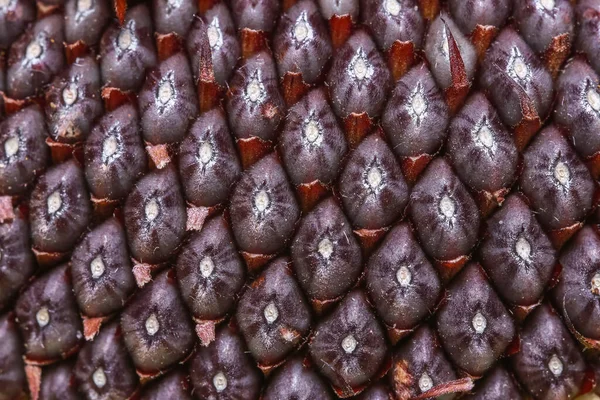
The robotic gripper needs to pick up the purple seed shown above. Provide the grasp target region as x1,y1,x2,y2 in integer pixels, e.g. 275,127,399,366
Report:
409,157,480,261
74,322,138,400
40,362,80,400
175,215,245,321
0,211,35,311
262,357,333,400
0,105,49,196
188,325,262,399
462,366,523,400
226,51,285,141
279,88,347,186
520,124,594,231
338,135,410,230
446,92,518,194
120,270,195,373
45,56,104,144
317,0,359,20
291,197,362,302
361,0,424,51
382,63,450,158
84,104,148,201
553,226,600,340
7,14,65,99
448,0,512,34
124,166,186,264
29,160,92,253
576,0,600,75
178,108,242,207
480,194,557,306
273,0,332,84
327,30,392,118
152,0,197,36
236,257,311,366
64,0,111,45
138,52,198,144
0,314,26,400
15,264,83,363
230,0,280,32
366,222,441,331
140,368,192,400
513,0,574,54
71,218,136,317
0,0,35,49
229,153,300,255
436,263,516,377
99,4,157,91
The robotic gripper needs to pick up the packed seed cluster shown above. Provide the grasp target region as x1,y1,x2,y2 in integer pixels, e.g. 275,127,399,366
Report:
1,0,600,399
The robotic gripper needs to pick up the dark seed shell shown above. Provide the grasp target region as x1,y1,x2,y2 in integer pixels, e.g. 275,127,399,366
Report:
120,270,195,373
520,124,594,231
84,103,148,201
175,215,245,321
512,304,586,400
576,0,600,75
124,166,186,264
446,92,518,194
201,2,241,86
381,63,449,158
327,30,392,118
64,0,111,45
15,264,83,362
152,0,197,36
448,0,512,34
513,0,574,54
140,368,192,400
338,135,410,230
424,13,477,90
479,194,557,306
355,383,392,400
436,263,515,377
479,27,553,127
230,0,280,32
99,4,157,91
366,222,441,331
0,212,35,311
279,88,347,186
45,56,104,144
0,105,49,196
29,160,92,253
74,322,138,400
309,290,388,394
0,314,27,400
361,0,424,51
554,57,600,158
229,153,300,255
138,52,198,144
71,218,136,317
318,0,359,20
390,325,457,400
178,108,241,207
0,0,35,49
237,257,311,366
40,362,80,400
6,15,65,99
553,226,600,340
262,356,333,400
291,197,362,302
462,366,523,400
188,325,262,399
273,0,332,84
226,51,285,141
409,157,480,261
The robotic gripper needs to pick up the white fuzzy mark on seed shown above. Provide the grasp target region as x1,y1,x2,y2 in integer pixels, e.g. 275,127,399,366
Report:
419,372,433,392
36,307,50,328
47,191,62,215
439,195,456,219
117,29,133,50
348,48,373,82
384,0,401,16
515,236,532,262
591,273,600,295
90,256,105,279
62,84,78,106
508,47,530,83
244,72,266,104
144,198,160,222
396,266,411,287
199,256,215,278
254,190,270,213
587,88,600,112
472,312,487,334
26,40,42,60
263,302,279,324
145,314,160,336
77,0,92,12
303,116,322,146
341,334,357,354
539,0,555,11
157,78,174,105
207,18,223,50
293,11,313,44
4,136,19,158
102,135,120,163
554,161,570,186
548,354,563,377
318,238,334,260
213,372,227,392
92,368,107,388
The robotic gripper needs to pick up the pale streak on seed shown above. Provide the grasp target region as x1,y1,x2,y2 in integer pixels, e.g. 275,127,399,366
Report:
472,312,487,334
4,137,19,158
47,191,63,215
199,256,215,278
213,372,228,392
36,307,50,328
548,354,563,377
341,334,357,354
145,314,160,336
396,266,411,287
92,368,107,389
263,302,279,324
